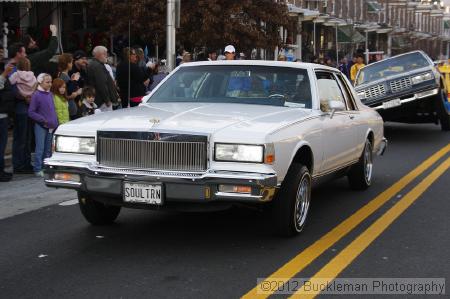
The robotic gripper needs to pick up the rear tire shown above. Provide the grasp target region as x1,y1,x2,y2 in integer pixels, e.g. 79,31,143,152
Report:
437,90,450,131
440,116,450,131
271,164,311,237
348,139,373,190
78,193,121,225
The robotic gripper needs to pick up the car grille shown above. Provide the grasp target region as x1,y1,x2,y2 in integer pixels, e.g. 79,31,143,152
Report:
363,84,386,99
389,77,412,93
97,132,207,172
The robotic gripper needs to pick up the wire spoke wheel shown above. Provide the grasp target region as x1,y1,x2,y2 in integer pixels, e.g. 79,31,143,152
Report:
294,173,311,232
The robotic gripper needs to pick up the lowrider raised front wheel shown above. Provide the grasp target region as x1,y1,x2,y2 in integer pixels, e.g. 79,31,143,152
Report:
272,164,311,237
347,139,373,190
78,192,121,225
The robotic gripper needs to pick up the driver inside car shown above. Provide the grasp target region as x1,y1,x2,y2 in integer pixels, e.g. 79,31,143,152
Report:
226,71,252,97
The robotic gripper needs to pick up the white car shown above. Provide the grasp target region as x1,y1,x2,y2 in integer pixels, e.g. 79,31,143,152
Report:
44,61,387,236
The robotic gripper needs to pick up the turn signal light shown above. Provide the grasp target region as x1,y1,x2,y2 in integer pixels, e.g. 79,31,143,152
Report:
264,143,275,164
205,187,211,199
54,173,81,183
265,154,275,164
218,185,252,194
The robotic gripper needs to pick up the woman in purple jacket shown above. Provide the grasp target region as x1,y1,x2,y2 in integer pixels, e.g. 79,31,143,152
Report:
28,73,58,176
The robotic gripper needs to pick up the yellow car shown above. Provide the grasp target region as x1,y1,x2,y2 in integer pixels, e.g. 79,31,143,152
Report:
438,62,450,97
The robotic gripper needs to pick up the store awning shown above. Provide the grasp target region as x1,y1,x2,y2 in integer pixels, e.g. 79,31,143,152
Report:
367,1,384,13
287,3,320,19
338,25,366,43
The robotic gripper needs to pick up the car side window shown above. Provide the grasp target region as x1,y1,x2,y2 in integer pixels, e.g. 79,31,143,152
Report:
315,71,347,112
334,74,356,110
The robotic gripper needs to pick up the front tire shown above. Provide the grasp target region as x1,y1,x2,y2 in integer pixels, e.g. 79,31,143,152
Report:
271,164,311,237
348,139,373,190
78,193,121,225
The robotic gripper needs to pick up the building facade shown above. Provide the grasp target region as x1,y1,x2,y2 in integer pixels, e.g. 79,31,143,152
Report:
2,0,450,62
284,0,450,61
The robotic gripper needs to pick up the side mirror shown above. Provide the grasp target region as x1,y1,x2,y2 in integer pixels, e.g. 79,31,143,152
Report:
328,100,346,111
324,100,345,118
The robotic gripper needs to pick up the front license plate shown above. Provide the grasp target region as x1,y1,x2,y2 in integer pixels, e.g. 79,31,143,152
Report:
123,182,163,205
382,99,401,109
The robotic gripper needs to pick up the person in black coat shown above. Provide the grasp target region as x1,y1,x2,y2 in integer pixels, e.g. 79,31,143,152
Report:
87,46,119,110
116,47,149,108
22,24,59,76
0,63,15,181
69,50,88,89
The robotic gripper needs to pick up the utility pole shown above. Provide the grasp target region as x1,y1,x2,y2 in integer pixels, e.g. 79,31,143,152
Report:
365,30,369,63
335,24,339,65
166,0,177,72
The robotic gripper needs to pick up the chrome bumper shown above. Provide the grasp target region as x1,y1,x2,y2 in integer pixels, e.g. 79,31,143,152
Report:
373,88,439,110
44,160,278,203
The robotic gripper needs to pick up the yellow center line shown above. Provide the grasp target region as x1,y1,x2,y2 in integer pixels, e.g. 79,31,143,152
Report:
289,157,450,299
242,144,450,299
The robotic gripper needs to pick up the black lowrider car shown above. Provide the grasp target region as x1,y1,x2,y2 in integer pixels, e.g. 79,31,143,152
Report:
354,51,450,131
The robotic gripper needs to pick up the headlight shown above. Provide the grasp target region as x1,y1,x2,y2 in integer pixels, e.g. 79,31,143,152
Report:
357,91,366,99
55,136,96,154
215,143,264,163
411,72,433,85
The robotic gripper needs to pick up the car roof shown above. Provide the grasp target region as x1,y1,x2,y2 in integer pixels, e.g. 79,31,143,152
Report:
178,60,338,72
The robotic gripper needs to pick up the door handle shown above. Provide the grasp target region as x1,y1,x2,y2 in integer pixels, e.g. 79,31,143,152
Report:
349,115,355,120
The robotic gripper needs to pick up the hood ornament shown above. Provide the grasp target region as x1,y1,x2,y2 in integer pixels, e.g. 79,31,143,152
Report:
149,118,160,127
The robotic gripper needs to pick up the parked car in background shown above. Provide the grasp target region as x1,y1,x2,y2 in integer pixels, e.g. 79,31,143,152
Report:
44,61,386,236
355,51,450,131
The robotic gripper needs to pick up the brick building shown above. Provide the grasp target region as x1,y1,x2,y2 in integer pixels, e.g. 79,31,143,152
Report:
284,0,450,61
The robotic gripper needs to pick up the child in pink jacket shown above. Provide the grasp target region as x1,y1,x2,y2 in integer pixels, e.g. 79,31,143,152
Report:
8,57,36,102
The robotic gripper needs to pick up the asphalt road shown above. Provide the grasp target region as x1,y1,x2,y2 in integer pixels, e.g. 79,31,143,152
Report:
0,122,448,298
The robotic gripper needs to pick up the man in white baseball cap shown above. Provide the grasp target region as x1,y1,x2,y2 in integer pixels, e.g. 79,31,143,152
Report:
224,45,236,60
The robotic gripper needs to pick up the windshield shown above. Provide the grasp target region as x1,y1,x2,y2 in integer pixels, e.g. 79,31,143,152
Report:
147,65,312,108
355,52,430,86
